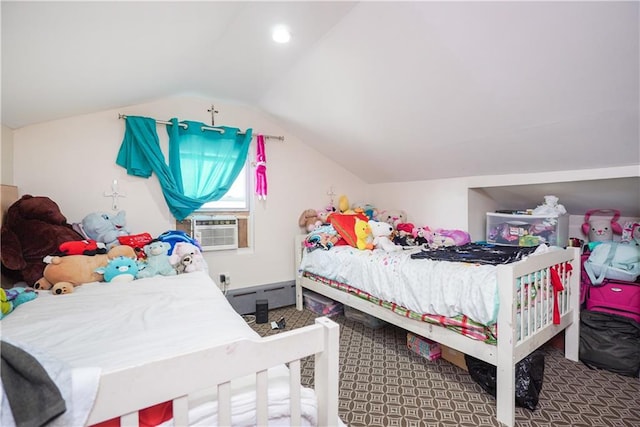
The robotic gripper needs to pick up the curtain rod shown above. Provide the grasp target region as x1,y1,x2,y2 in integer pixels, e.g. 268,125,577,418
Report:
118,114,284,141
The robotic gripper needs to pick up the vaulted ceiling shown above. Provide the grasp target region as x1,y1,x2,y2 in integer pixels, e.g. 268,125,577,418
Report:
2,1,639,186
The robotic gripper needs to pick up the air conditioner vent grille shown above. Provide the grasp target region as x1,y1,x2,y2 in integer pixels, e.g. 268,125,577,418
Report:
192,215,238,251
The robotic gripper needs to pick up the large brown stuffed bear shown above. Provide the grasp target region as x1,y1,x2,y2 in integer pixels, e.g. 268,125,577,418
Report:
0,195,84,285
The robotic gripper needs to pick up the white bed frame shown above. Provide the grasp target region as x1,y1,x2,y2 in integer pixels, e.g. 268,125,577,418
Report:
294,236,581,427
85,317,340,427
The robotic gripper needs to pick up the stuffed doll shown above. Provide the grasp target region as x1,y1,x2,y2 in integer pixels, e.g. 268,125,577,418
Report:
81,211,130,249
369,220,402,252
169,242,206,274
1,195,85,285
412,226,431,246
34,245,136,295
137,240,177,278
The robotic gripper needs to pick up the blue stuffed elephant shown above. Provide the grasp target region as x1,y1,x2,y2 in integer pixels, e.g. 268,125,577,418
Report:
81,211,130,249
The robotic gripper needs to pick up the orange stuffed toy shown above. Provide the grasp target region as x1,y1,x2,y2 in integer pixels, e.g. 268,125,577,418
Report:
34,245,136,295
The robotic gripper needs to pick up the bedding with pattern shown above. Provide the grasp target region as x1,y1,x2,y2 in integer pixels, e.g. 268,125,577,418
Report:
299,243,565,343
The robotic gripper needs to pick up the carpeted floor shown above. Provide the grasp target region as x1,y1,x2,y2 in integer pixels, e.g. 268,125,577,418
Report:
250,304,640,427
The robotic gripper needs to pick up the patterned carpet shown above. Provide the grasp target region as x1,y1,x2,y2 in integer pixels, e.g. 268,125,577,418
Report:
250,304,640,427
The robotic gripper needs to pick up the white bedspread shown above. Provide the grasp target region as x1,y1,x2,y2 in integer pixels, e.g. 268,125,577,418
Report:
1,272,320,426
299,246,500,325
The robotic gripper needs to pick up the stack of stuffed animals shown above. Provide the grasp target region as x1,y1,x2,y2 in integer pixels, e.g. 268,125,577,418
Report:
0,194,209,296
298,196,471,252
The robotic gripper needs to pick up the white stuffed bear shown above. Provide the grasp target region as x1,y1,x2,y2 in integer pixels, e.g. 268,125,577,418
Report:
169,242,207,274
369,220,402,252
376,209,407,229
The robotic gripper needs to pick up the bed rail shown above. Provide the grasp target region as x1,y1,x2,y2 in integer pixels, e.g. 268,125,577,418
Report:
86,317,340,426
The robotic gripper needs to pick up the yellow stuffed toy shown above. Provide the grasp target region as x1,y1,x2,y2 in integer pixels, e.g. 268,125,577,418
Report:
354,218,373,250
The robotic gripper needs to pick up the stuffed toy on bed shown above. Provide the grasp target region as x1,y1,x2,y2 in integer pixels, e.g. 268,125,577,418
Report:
0,195,85,286
369,220,402,252
137,240,177,278
95,255,139,282
80,211,131,249
169,242,206,274
0,287,37,319
34,245,137,295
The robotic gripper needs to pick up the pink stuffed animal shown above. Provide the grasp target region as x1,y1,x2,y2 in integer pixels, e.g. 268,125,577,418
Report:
169,242,207,274
428,228,471,248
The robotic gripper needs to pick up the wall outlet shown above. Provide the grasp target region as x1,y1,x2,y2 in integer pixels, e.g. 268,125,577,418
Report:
221,273,230,286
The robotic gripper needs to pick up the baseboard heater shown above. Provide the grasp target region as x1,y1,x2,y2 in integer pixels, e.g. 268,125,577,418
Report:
226,281,296,315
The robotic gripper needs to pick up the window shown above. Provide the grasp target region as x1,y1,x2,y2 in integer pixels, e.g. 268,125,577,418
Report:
175,159,251,249
197,163,249,211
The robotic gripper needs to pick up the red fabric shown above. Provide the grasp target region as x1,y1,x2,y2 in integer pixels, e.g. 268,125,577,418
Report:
550,263,572,324
90,401,173,427
396,223,415,233
328,213,368,247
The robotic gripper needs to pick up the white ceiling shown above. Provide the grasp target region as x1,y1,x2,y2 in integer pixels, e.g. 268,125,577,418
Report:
2,2,639,196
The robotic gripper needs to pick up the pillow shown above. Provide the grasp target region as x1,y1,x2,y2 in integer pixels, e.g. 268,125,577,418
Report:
328,213,369,247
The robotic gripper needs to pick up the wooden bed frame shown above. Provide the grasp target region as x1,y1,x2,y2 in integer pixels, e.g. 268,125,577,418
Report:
294,235,581,427
85,316,341,426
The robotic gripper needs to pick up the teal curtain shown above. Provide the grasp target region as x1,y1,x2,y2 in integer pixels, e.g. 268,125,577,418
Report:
116,116,252,220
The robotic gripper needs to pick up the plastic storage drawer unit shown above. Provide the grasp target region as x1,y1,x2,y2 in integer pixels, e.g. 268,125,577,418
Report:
302,290,343,317
486,212,569,247
344,305,387,329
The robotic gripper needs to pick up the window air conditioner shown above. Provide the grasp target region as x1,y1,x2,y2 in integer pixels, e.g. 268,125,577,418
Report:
191,215,238,251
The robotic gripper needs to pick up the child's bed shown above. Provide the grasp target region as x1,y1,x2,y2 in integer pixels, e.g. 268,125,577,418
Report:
1,271,342,427
295,235,581,427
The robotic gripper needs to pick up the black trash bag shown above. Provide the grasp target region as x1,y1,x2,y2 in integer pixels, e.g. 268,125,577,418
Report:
465,351,545,411
579,310,640,377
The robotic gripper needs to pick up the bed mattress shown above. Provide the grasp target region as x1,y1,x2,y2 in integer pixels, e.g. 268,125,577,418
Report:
299,246,501,325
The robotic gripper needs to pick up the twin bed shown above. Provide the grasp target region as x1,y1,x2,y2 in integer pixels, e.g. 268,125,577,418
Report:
1,271,341,427
295,235,581,427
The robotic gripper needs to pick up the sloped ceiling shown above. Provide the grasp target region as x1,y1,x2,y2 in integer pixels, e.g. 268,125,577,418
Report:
2,1,639,188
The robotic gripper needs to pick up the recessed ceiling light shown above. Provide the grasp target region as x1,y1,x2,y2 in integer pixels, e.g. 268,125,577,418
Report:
272,25,291,44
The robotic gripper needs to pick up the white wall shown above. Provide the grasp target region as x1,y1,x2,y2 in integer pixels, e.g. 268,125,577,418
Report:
9,95,639,289
11,95,369,290
1,125,14,184
371,165,640,242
